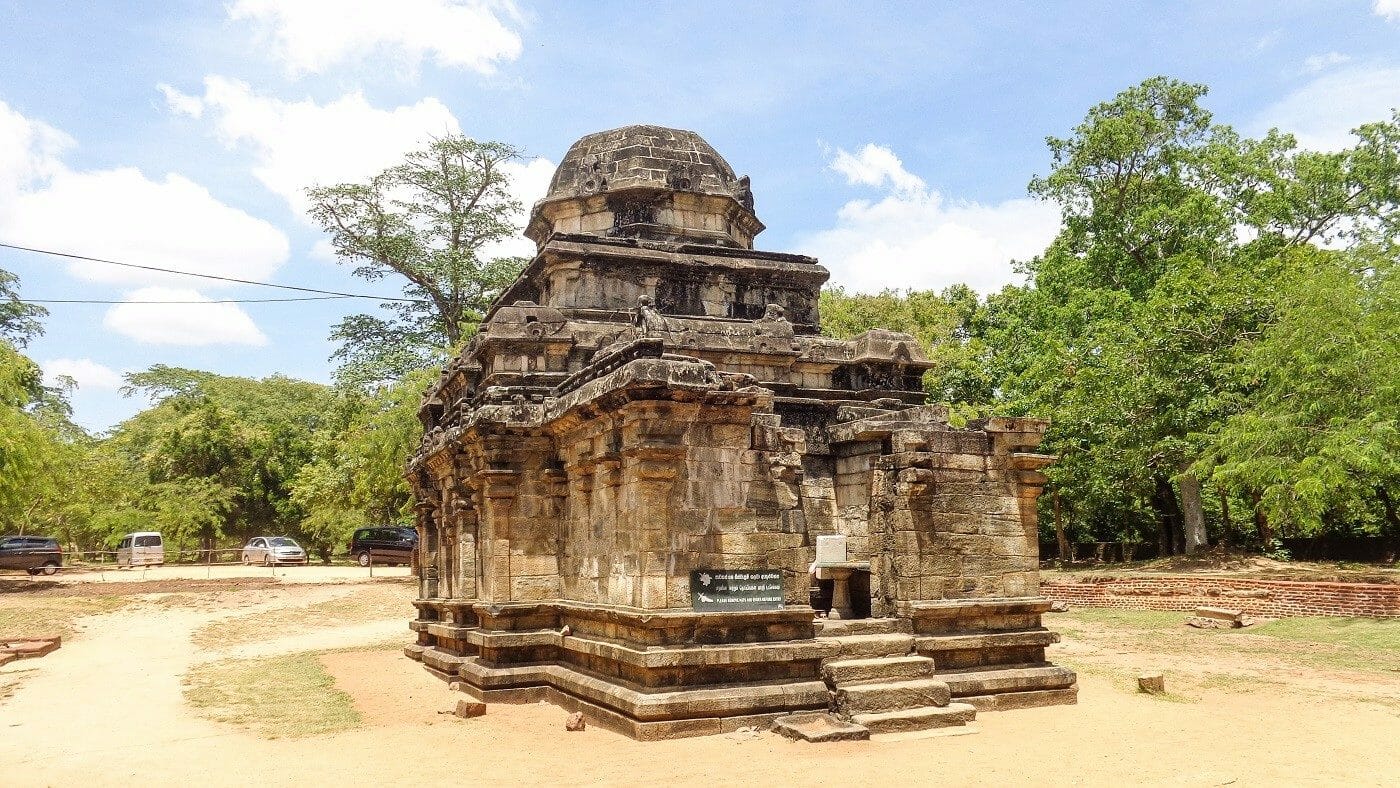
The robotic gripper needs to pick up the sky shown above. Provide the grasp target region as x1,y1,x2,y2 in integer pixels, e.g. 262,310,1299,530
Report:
1,0,1398,431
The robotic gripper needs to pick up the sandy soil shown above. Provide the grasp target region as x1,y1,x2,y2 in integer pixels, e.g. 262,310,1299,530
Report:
0,563,413,586
1,583,1397,787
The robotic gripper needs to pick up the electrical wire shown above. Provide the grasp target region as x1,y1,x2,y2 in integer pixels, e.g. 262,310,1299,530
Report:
22,296,362,304
0,241,423,302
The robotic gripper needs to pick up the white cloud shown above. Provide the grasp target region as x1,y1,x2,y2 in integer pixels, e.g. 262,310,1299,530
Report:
1375,0,1400,22
42,358,124,391
161,77,461,216
1254,64,1400,151
487,155,556,258
102,287,268,346
1300,52,1351,74
801,144,1059,295
157,83,203,118
160,78,555,254
0,99,289,293
4,168,289,288
228,0,522,77
829,143,925,195
0,101,71,203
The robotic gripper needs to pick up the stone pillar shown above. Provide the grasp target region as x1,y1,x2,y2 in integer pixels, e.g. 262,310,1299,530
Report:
476,467,518,603
619,400,696,610
414,500,438,599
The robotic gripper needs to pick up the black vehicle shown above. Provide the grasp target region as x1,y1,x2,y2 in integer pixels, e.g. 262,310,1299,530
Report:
0,536,63,575
348,526,417,567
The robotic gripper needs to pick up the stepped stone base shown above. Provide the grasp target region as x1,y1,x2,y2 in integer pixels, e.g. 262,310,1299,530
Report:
408,599,1076,739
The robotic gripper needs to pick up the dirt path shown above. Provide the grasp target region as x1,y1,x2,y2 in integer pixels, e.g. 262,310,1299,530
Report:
2,586,1398,786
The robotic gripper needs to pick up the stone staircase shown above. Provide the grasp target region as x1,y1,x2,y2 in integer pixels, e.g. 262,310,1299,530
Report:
817,618,977,735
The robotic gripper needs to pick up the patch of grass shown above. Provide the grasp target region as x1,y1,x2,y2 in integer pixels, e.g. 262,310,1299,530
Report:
183,651,360,739
1249,616,1400,651
1058,607,1400,681
0,596,129,640
1242,617,1400,674
1057,608,1185,630
191,584,412,649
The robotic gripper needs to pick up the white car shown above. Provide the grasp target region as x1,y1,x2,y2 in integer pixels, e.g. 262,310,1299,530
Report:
240,536,308,566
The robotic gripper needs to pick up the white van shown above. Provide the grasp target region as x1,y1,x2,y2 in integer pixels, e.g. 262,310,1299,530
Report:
116,532,164,567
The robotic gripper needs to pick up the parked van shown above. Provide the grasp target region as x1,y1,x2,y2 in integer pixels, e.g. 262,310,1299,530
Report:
116,532,164,567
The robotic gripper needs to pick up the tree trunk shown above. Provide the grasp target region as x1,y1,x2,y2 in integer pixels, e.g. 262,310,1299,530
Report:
1218,488,1231,548
1054,491,1070,565
1178,470,1207,554
1152,476,1183,556
1251,491,1272,546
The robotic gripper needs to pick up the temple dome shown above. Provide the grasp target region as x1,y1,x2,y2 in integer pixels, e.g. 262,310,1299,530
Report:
526,125,762,249
545,125,741,201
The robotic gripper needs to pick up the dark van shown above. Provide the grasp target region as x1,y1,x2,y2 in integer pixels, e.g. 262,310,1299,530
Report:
0,536,63,575
349,526,417,567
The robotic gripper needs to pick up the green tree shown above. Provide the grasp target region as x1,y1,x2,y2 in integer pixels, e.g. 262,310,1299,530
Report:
1198,247,1400,539
992,77,1400,555
306,136,529,389
0,267,47,347
110,367,341,552
290,368,433,561
0,341,64,531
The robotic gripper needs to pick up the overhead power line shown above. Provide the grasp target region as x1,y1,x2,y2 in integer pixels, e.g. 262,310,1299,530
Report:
24,296,361,304
0,241,424,302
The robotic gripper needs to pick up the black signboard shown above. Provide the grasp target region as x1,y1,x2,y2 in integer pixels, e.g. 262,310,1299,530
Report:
689,569,784,612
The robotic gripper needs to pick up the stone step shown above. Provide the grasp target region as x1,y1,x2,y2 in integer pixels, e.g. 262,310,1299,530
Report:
823,655,936,685
852,702,977,734
939,665,1077,697
961,687,1079,712
819,633,915,661
835,678,951,714
914,629,1060,654
815,618,909,636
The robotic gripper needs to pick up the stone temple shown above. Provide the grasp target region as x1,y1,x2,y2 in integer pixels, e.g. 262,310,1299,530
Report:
404,125,1076,739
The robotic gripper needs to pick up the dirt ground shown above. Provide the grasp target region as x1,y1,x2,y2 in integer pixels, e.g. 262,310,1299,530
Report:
1,577,1398,787
0,562,413,586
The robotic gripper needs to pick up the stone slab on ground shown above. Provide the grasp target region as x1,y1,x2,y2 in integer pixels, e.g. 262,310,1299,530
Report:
1194,607,1244,624
1,636,61,659
1186,617,1238,629
771,712,870,743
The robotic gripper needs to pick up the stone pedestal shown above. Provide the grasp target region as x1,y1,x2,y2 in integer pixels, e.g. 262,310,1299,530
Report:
817,561,870,620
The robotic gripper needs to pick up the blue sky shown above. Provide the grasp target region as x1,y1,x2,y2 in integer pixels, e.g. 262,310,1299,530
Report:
1,0,1398,431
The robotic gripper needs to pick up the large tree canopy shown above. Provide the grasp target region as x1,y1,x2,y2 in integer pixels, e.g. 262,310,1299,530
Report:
989,78,1400,554
307,136,530,389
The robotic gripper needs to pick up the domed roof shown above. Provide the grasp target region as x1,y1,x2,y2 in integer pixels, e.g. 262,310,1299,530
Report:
544,125,742,201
